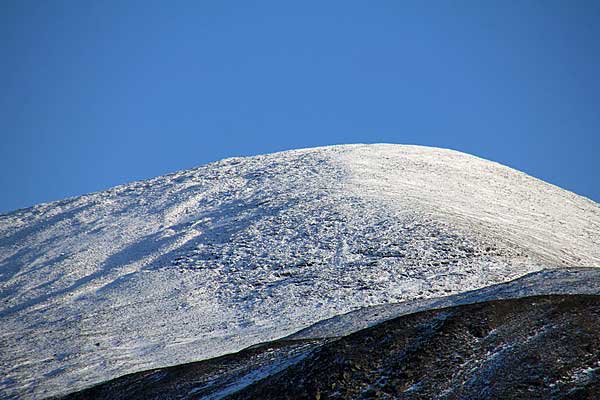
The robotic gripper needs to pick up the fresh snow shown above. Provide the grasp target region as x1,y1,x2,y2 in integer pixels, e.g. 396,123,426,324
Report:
1,144,599,398
289,267,600,340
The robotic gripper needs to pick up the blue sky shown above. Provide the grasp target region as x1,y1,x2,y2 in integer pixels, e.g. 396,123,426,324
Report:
1,1,599,212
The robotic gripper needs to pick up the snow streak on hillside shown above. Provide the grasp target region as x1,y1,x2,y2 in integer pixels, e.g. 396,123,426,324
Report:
1,144,599,398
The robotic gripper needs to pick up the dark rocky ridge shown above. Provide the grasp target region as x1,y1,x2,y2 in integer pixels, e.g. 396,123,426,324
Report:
58,294,600,400
56,339,327,400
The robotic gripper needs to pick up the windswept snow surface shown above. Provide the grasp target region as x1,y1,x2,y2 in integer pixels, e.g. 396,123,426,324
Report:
1,144,599,398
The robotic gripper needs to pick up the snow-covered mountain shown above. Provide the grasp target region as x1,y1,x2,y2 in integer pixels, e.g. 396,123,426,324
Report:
1,144,599,399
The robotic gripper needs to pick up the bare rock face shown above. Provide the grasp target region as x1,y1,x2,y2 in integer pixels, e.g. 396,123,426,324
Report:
1,144,599,398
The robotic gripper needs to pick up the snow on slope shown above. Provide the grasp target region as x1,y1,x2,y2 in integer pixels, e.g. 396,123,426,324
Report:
289,267,600,340
1,144,599,398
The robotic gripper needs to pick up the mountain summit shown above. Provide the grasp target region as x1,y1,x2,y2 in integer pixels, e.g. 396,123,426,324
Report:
1,144,599,398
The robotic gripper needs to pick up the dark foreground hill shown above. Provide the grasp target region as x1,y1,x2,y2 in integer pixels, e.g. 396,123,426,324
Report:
59,294,600,400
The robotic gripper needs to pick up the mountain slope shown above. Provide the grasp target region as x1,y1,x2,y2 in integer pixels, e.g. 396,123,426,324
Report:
289,267,600,340
56,268,600,400
1,144,599,398
232,294,600,400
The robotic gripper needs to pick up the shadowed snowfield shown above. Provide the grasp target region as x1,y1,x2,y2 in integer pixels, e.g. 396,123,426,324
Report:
1,144,599,398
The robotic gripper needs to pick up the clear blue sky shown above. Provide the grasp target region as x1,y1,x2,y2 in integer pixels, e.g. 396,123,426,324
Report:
1,1,599,213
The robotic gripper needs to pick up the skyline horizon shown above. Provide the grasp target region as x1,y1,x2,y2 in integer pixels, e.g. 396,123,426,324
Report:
2,142,598,214
2,2,599,212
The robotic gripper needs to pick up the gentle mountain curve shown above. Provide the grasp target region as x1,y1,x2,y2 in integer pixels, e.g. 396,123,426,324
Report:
1,144,599,398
